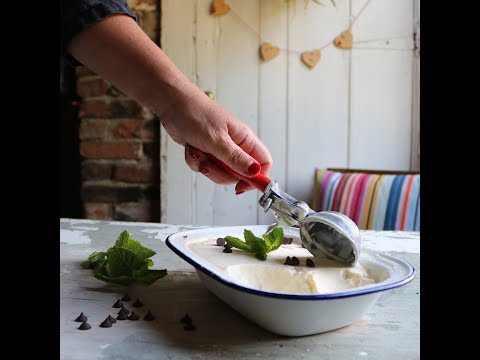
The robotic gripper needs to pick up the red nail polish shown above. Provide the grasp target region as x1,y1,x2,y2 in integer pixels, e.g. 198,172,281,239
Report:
247,163,261,175
199,167,209,175
236,190,245,195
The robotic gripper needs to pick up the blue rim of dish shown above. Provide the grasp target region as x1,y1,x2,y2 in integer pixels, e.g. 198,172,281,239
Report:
166,235,416,300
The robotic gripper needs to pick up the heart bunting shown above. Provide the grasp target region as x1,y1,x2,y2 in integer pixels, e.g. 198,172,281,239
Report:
207,1,372,69
260,42,280,62
301,50,321,69
333,30,353,49
210,0,231,17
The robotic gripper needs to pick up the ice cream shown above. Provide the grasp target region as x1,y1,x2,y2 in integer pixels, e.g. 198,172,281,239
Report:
187,236,377,295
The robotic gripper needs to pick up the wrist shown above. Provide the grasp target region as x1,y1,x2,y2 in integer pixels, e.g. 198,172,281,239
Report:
151,72,206,120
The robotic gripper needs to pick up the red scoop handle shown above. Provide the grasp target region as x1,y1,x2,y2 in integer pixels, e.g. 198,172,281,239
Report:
207,154,271,192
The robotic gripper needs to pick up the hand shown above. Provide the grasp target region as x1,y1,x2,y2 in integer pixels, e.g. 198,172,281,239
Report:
159,83,272,194
67,14,272,193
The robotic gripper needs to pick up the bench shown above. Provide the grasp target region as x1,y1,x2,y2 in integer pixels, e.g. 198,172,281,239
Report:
312,168,420,231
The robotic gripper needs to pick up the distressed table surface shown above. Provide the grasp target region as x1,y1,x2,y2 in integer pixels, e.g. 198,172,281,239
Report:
60,218,420,360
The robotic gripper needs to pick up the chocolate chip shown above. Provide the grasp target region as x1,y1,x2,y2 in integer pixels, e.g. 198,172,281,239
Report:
118,307,130,316
216,237,226,246
78,321,91,330
223,246,232,253
116,312,128,320
283,237,293,244
180,313,192,325
306,258,315,267
291,256,300,266
112,300,123,308
107,315,117,324
132,299,143,308
284,256,292,265
184,324,196,331
100,318,112,328
121,294,131,302
144,310,155,321
75,312,87,322
128,312,140,321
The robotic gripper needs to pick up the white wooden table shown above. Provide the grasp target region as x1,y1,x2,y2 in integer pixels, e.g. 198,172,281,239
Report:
60,218,420,360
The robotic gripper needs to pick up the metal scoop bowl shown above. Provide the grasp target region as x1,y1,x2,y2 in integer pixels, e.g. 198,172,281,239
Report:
208,155,361,266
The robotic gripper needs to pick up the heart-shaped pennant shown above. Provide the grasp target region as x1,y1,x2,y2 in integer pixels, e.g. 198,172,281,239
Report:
259,42,280,62
333,30,353,49
210,0,231,17
301,50,321,69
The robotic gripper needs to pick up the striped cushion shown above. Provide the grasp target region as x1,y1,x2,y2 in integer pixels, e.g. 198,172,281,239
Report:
313,169,420,231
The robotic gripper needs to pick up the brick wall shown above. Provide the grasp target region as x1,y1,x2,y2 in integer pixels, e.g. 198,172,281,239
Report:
75,0,161,222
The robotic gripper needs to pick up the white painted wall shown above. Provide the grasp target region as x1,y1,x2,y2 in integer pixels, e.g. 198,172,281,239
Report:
160,0,419,226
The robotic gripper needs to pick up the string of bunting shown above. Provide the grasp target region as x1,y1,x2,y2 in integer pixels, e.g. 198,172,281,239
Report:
209,0,411,69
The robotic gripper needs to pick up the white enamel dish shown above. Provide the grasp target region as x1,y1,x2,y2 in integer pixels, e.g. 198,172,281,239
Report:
166,225,416,337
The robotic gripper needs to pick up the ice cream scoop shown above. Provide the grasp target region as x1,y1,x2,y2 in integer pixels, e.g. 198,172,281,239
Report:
208,155,361,266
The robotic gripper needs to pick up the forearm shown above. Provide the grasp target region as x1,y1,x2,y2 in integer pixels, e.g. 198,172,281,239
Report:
67,11,272,185
68,14,198,118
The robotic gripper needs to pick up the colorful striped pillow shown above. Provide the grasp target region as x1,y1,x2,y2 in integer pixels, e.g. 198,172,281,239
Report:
312,168,420,231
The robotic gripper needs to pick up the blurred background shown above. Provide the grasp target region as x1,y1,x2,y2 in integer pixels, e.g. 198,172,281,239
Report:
59,0,420,227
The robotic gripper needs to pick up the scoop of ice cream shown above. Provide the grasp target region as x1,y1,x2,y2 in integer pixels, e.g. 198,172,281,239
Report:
188,237,376,295
226,264,318,293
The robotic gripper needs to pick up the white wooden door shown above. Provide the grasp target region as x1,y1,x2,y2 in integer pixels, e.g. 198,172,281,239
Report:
160,0,419,226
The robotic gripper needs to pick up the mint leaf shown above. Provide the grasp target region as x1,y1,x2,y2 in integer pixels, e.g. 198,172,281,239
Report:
263,233,273,248
87,229,167,287
115,230,131,247
122,239,156,260
265,227,284,252
94,273,134,286
243,229,265,252
88,251,107,270
88,251,106,263
223,226,284,261
105,247,142,277
224,236,253,252
114,230,156,259
135,269,168,286
255,251,267,261
244,229,268,259
243,229,259,247
131,259,153,278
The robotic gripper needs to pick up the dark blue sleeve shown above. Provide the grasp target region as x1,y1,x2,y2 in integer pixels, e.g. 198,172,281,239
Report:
60,0,138,66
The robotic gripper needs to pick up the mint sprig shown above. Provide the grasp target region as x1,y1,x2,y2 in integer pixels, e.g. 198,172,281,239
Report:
224,227,284,260
87,230,167,286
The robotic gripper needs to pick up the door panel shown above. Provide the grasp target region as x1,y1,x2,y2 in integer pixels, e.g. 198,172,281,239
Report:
349,0,414,170
258,0,288,225
286,0,350,204
160,0,196,225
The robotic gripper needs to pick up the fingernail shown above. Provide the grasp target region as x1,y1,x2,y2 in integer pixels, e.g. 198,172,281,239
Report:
247,162,261,175
236,190,245,195
199,167,209,175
